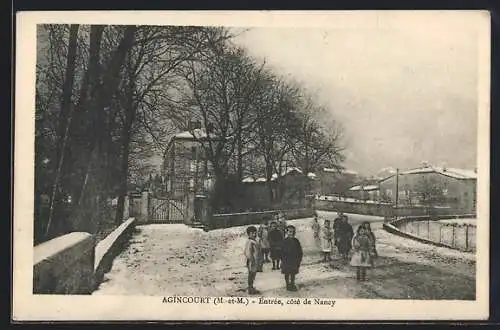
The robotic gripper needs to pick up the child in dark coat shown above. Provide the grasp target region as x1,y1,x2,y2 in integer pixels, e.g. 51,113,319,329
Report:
281,225,303,291
268,221,284,270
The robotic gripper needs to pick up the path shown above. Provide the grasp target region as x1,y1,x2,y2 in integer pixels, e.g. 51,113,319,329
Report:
93,212,475,300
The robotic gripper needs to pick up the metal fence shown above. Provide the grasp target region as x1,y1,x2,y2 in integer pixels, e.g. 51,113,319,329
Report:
398,219,476,252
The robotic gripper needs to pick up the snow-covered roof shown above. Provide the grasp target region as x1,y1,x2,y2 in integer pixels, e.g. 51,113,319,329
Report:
307,172,317,178
349,185,379,191
282,167,303,176
379,166,477,181
323,168,357,175
242,177,255,183
255,177,267,183
443,168,477,179
173,128,207,140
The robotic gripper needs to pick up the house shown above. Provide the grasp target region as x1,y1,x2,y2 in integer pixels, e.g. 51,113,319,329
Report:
240,167,315,210
378,165,477,214
162,125,214,199
316,168,359,196
347,184,380,201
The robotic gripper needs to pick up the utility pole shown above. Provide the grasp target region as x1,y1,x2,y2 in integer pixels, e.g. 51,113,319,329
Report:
395,168,399,208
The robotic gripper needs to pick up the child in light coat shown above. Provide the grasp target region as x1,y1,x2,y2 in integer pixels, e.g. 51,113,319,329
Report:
258,223,271,263
244,226,261,294
320,219,334,262
350,225,376,281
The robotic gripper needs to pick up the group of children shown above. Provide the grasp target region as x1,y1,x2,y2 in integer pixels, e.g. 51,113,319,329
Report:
244,213,303,294
244,211,379,294
312,212,378,281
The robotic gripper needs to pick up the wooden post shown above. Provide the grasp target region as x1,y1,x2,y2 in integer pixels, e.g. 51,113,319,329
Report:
427,219,430,239
452,224,456,248
140,191,149,223
439,224,442,244
465,225,469,250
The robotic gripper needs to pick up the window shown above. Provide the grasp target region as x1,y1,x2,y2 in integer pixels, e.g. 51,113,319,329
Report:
190,160,197,172
386,189,392,196
442,188,448,196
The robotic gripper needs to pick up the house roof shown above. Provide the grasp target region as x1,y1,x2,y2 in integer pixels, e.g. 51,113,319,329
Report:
323,168,357,175
242,167,307,183
165,128,224,153
378,166,477,182
349,185,379,191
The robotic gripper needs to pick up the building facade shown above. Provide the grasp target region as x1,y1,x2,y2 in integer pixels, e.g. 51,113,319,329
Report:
378,166,477,214
162,128,213,199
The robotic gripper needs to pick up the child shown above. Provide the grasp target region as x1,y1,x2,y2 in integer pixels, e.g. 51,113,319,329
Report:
335,215,354,262
244,226,261,294
320,219,333,262
281,225,303,291
350,225,375,281
277,212,287,235
258,223,271,263
361,221,378,262
332,212,343,233
268,221,284,270
311,214,321,249
255,232,264,272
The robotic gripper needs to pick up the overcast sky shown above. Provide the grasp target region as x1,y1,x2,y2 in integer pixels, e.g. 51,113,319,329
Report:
231,12,481,176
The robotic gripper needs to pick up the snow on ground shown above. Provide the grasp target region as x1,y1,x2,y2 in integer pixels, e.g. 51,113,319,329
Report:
93,215,475,300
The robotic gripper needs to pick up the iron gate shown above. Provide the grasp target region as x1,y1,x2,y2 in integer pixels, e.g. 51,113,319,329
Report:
148,197,185,223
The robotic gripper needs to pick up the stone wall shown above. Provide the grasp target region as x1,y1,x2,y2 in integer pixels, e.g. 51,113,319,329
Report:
94,218,136,287
33,218,137,294
33,232,95,294
210,208,315,229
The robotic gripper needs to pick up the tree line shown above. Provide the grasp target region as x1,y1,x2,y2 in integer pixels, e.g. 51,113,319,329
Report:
35,24,344,243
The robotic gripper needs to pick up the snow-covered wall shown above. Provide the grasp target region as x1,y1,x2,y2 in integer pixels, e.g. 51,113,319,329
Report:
33,232,95,294
94,218,137,288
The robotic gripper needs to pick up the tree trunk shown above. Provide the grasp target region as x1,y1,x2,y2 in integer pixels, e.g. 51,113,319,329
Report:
45,24,80,238
115,72,137,225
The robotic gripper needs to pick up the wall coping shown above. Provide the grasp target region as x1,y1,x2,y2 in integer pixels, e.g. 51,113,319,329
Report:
34,232,94,266
212,208,312,217
94,217,136,271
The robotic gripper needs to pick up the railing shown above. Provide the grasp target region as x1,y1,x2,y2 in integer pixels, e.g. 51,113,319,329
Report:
383,214,476,252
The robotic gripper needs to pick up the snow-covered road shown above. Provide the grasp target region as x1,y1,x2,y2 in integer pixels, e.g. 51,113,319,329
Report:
93,212,475,300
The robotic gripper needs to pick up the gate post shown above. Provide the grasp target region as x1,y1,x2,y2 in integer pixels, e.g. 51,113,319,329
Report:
123,195,130,220
185,192,195,225
140,191,149,223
